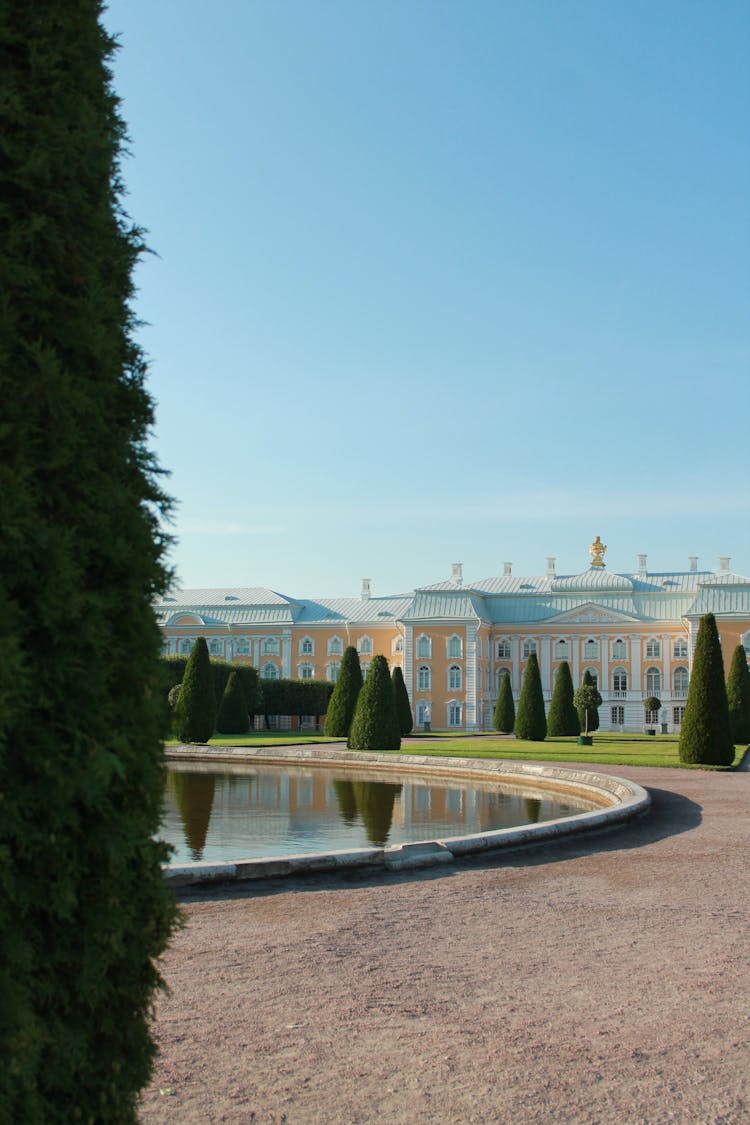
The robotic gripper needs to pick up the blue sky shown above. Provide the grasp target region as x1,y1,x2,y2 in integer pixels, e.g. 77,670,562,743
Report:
103,0,750,596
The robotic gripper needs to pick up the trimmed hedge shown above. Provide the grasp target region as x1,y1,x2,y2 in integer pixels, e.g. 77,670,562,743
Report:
392,665,414,735
216,670,250,735
726,643,750,746
514,652,547,741
174,638,215,743
348,655,401,751
160,655,260,716
679,613,733,765
576,669,601,733
323,646,363,736
546,661,580,736
493,674,515,733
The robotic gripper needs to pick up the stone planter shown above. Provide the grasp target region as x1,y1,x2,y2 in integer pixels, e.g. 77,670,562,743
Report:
578,735,593,746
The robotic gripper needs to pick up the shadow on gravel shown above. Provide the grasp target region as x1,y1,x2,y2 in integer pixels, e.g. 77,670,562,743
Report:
175,786,702,903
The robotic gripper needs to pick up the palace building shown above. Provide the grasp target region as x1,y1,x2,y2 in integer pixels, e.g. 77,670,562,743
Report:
155,538,750,733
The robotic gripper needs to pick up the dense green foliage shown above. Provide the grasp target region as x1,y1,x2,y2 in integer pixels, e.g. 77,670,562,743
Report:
546,662,580,736
493,674,515,733
514,652,547,741
258,678,333,727
679,614,733,765
216,670,250,735
160,655,261,716
348,655,401,750
726,644,750,746
323,646,363,736
575,670,601,733
0,4,180,1118
392,665,414,735
173,637,216,742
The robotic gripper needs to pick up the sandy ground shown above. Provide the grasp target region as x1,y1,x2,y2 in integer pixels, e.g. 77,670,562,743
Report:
140,761,749,1124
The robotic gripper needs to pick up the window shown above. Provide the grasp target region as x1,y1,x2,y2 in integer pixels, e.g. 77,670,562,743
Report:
447,634,463,658
179,638,193,654
298,663,314,679
673,666,689,695
673,706,686,725
208,637,224,656
417,665,431,691
261,662,279,680
416,635,432,659
234,636,251,655
300,636,314,655
611,706,624,725
495,667,511,693
361,663,370,679
612,638,627,659
612,669,627,695
673,639,688,659
327,636,343,656
646,666,661,694
416,700,431,727
645,706,660,725
497,639,511,659
358,636,372,655
326,662,340,683
448,665,462,691
262,637,280,656
583,638,599,660
645,639,661,659
522,639,537,658
448,701,463,727
393,635,403,653
554,639,569,660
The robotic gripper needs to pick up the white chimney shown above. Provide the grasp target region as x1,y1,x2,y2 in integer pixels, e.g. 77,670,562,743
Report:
451,562,463,586
719,557,731,574
503,562,513,576
688,556,698,573
546,557,556,577
637,554,647,576
361,578,371,600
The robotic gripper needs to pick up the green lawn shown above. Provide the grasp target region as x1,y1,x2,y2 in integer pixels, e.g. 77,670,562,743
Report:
165,728,745,769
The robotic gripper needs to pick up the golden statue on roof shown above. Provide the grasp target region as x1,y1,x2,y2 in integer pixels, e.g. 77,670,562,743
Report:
589,535,607,568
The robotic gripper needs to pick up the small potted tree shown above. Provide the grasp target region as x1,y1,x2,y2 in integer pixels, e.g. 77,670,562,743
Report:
573,682,602,746
644,696,661,735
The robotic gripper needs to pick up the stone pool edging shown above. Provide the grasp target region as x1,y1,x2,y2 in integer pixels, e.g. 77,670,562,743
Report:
163,744,650,886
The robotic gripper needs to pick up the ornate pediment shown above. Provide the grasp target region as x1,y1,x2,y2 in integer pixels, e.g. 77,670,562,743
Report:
541,602,640,625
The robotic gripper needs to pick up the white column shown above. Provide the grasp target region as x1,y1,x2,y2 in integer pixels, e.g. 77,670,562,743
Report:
572,635,580,684
600,635,609,697
541,636,552,693
631,635,642,697
511,636,520,694
282,629,292,678
466,624,478,730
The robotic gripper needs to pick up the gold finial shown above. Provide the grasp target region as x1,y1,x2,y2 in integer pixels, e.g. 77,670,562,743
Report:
589,535,607,568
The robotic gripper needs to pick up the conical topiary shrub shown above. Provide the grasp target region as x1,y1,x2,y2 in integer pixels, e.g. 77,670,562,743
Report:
216,670,249,735
174,637,216,743
514,652,547,741
493,674,515,733
726,643,750,747
348,655,401,751
323,646,363,737
392,665,413,736
679,614,733,765
546,661,580,736
576,669,600,733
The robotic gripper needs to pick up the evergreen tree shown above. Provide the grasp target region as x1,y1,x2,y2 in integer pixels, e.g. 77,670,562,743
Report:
323,645,363,736
174,637,216,742
576,669,601,733
1,4,180,1118
726,644,750,746
546,661,580,736
216,670,250,735
493,673,515,733
679,614,733,765
392,665,414,735
514,652,547,741
348,655,401,751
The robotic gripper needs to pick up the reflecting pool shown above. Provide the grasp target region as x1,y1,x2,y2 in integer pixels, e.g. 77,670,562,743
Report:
162,763,595,864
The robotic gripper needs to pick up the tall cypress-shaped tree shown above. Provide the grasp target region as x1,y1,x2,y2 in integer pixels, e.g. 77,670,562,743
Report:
0,5,180,1118
679,614,733,765
493,674,515,733
174,638,216,743
323,645,363,736
514,652,547,741
216,669,250,735
547,661,580,736
726,644,750,746
348,655,401,751
576,669,601,733
392,665,414,735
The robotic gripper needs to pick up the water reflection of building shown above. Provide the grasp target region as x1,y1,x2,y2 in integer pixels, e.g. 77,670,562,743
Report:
155,541,750,733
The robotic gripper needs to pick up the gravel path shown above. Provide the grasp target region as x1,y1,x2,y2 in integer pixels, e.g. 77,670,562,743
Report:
140,763,749,1124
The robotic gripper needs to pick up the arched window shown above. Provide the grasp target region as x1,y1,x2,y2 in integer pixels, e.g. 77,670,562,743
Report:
326,662,340,683
262,637,280,656
234,636,251,656
392,635,403,653
208,637,224,656
327,636,343,656
497,639,511,659
495,667,511,693
522,639,537,658
448,701,463,727
417,665,431,691
416,634,431,659
447,634,463,658
179,637,193,655
554,639,569,660
612,638,627,659
612,668,628,694
299,636,314,655
645,638,661,659
583,638,599,660
358,636,372,655
261,663,279,680
673,639,688,659
448,665,462,691
646,666,661,694
673,666,689,695
298,663,314,680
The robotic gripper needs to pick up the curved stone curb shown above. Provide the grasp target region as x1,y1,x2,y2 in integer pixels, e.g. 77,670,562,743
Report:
163,747,650,887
